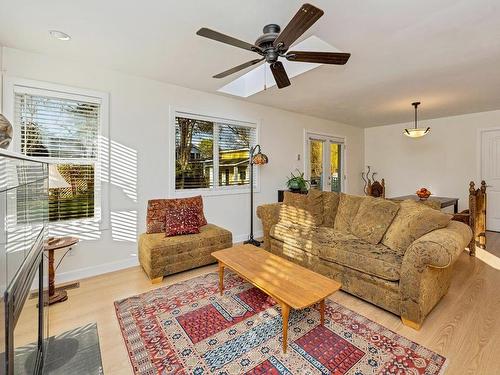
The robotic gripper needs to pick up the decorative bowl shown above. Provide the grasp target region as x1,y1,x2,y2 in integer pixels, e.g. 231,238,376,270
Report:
416,188,431,200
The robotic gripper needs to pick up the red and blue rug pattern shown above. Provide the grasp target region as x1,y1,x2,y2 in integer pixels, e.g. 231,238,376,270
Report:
114,272,447,374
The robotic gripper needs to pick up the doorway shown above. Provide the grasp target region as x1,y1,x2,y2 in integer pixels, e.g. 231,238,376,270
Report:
480,128,500,232
305,132,345,192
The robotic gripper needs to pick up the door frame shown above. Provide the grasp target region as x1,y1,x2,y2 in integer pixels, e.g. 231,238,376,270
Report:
477,127,500,231
303,129,347,192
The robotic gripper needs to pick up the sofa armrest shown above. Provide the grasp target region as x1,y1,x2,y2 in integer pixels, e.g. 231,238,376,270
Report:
399,220,472,326
256,203,282,249
402,220,472,270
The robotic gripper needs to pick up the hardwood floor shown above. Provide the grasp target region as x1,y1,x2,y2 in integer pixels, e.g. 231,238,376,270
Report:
22,233,500,374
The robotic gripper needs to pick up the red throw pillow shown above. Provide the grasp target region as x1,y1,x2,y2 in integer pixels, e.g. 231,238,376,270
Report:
165,205,200,237
146,195,207,233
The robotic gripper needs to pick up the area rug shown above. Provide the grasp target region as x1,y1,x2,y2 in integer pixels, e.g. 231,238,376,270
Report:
115,272,447,374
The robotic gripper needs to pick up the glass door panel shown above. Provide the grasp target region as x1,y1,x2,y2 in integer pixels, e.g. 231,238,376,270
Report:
309,139,323,190
329,142,342,192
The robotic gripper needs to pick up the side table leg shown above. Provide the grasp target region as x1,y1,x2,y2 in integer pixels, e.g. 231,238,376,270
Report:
281,303,290,353
218,262,224,296
48,249,55,298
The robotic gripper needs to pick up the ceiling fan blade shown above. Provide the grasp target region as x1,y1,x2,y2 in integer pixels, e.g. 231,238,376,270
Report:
286,51,351,65
196,27,260,52
273,4,324,51
213,58,265,78
270,61,291,89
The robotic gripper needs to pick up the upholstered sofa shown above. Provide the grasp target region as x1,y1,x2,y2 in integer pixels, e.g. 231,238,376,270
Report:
257,190,472,329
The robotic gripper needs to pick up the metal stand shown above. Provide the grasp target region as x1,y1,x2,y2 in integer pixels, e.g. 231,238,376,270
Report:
244,145,263,247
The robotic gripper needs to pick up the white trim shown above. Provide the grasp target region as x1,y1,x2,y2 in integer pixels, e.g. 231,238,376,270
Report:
233,230,263,244
55,256,139,284
168,106,261,197
303,129,348,192
2,76,110,231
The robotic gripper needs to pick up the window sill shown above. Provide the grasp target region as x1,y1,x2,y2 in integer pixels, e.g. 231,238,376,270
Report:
172,186,261,198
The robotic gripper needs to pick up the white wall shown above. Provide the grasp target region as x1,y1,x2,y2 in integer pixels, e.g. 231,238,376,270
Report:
1,47,364,282
365,110,500,212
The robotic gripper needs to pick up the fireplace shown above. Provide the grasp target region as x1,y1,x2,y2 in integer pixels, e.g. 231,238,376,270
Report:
1,152,49,375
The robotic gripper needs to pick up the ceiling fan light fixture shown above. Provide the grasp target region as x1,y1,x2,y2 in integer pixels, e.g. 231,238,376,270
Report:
404,102,430,138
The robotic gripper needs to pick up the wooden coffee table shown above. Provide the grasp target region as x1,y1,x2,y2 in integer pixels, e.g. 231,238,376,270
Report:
212,244,341,353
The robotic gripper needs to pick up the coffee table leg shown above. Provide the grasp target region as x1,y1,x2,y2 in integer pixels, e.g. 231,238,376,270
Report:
281,303,290,353
320,299,325,325
218,262,224,296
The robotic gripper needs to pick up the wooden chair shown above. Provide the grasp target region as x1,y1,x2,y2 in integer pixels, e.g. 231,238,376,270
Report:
452,181,487,256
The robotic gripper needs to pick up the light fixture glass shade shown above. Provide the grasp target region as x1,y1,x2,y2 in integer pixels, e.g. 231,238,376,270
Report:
49,164,71,189
404,127,430,138
252,152,268,165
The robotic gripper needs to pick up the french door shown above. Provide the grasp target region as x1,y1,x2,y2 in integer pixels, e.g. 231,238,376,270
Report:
306,132,345,192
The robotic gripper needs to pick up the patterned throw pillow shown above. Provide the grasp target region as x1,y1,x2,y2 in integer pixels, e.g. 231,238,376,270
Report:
146,195,207,234
165,205,200,237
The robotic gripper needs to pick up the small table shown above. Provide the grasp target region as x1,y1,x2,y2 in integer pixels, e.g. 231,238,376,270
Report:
391,195,459,213
212,244,341,353
44,236,79,305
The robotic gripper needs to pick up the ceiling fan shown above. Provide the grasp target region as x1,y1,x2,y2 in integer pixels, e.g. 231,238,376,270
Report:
196,3,350,89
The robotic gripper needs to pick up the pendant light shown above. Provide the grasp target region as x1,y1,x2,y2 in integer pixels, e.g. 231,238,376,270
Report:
404,102,430,138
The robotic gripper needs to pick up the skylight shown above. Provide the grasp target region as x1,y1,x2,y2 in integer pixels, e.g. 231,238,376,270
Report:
217,35,343,97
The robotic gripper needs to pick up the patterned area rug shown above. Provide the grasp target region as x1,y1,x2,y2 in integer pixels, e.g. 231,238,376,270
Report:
115,272,447,374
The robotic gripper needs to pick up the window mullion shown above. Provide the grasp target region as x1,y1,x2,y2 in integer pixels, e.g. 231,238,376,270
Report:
213,123,220,189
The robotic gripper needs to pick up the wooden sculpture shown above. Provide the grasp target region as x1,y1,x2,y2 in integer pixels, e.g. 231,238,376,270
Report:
362,166,385,198
453,181,487,256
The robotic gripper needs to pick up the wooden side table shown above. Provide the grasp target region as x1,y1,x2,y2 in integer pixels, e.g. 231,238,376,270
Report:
44,236,79,305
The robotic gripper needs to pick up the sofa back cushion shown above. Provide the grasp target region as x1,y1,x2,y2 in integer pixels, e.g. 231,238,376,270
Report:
280,189,323,226
333,193,365,233
351,197,400,244
146,195,207,234
322,191,340,227
382,200,452,255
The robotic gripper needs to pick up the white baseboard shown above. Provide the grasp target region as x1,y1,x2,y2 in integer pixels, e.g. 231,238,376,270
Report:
53,231,263,284
233,231,263,244
56,257,139,284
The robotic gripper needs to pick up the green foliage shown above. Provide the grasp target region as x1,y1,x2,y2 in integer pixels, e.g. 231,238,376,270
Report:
286,169,310,192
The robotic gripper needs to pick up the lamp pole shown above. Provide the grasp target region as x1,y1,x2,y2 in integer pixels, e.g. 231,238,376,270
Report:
244,145,262,247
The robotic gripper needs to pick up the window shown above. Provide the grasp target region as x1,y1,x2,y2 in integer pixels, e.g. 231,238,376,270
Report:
174,112,257,192
12,84,102,223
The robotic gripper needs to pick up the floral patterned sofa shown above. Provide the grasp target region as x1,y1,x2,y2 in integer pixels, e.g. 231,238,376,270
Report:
257,190,472,329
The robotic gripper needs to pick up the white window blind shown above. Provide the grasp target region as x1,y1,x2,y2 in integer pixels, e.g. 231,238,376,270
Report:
14,90,100,222
175,113,257,191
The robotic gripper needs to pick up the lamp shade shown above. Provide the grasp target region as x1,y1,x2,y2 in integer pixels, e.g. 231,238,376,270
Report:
0,114,13,149
49,164,71,189
404,102,430,138
252,152,268,165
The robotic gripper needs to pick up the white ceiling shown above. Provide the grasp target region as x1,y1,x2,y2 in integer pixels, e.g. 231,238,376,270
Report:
1,0,500,127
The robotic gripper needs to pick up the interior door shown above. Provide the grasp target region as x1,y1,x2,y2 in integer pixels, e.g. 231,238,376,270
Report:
307,133,344,192
481,129,500,232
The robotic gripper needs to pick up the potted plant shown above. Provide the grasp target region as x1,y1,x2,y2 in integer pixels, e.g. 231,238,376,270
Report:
286,170,309,193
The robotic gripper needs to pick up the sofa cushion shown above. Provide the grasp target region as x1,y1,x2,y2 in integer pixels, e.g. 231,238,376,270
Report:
280,189,324,226
146,196,207,234
351,197,400,244
322,191,340,227
333,193,365,233
271,222,402,281
382,200,452,255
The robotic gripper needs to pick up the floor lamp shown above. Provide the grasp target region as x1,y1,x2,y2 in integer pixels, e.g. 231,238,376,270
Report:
244,144,268,247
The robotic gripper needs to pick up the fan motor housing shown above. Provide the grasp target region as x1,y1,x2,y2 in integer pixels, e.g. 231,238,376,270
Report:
255,24,281,62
